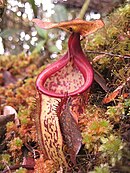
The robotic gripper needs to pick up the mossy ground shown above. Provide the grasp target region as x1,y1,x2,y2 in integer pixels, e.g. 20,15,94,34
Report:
0,3,130,173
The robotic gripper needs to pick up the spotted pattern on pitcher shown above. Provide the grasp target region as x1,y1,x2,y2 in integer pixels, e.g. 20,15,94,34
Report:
39,94,67,167
44,60,84,94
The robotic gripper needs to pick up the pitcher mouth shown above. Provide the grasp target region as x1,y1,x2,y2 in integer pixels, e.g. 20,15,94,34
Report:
36,33,94,98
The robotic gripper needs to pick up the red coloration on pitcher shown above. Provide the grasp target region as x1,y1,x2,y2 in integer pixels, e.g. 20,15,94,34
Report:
36,32,93,97
33,18,104,170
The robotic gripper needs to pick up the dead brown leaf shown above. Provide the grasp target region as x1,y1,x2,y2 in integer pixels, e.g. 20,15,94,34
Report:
59,97,82,165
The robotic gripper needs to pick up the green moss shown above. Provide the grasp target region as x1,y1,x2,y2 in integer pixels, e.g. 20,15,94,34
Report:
123,98,130,116
82,105,112,151
10,137,23,148
0,154,11,163
89,164,110,173
15,167,27,173
99,135,123,165
0,154,11,170
123,98,130,108
90,120,109,131
86,3,130,59
106,105,124,121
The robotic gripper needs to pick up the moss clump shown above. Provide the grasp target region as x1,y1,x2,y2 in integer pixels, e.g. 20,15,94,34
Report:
79,3,130,172
99,135,123,165
15,167,27,173
89,164,110,173
86,3,130,55
0,52,42,171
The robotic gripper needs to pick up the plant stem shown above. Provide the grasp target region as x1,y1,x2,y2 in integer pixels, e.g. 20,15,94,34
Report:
86,50,130,59
78,0,90,19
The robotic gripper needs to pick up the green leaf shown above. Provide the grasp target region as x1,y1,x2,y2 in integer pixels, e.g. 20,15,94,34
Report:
36,26,48,40
32,40,45,53
48,45,60,53
52,4,68,22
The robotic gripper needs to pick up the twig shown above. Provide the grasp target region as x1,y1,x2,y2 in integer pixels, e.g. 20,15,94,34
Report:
2,162,11,173
78,0,90,19
86,50,130,59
